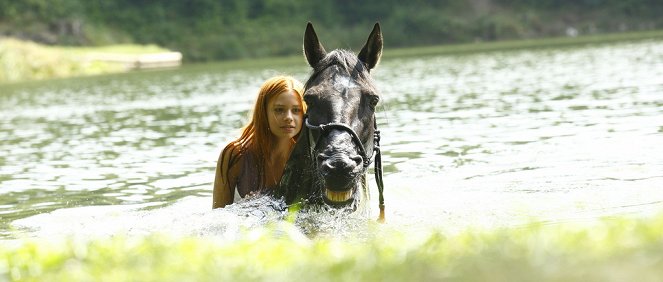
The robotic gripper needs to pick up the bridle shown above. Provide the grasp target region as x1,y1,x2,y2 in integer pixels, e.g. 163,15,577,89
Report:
304,115,386,221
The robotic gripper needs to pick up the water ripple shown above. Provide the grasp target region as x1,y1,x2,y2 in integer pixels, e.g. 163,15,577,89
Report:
2,40,663,238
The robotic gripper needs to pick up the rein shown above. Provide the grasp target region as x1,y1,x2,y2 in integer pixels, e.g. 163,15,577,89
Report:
304,116,386,221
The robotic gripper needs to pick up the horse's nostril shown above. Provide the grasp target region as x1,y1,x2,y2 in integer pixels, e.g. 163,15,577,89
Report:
350,155,363,166
320,155,359,175
321,161,334,172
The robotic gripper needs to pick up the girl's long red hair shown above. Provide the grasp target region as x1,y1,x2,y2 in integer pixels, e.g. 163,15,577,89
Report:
221,75,306,189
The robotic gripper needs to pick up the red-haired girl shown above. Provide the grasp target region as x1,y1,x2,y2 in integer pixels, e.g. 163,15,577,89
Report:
213,76,306,208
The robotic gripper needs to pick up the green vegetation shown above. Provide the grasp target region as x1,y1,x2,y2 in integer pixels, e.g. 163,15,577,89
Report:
3,213,663,281
0,38,172,82
1,0,662,62
2,0,663,82
4,29,663,84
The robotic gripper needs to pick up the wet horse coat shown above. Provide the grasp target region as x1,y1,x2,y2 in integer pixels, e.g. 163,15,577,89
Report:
276,23,384,217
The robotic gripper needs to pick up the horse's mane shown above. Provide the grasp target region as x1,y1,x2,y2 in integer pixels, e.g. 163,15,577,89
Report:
304,50,377,94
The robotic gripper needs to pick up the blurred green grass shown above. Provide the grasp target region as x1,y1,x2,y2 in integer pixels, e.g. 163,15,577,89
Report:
3,213,663,282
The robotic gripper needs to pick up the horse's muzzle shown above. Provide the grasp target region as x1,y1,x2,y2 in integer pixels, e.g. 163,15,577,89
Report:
319,154,362,183
318,153,362,203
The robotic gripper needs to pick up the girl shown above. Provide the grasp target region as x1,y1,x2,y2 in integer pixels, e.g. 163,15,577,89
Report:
213,76,306,208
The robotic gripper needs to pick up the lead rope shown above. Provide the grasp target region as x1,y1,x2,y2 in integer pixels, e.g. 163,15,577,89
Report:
373,119,386,222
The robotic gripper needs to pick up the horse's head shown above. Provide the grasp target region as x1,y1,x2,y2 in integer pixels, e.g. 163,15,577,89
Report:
302,22,383,206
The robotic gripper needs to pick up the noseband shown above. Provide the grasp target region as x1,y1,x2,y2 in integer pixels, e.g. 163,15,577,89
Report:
304,115,386,221
304,117,374,168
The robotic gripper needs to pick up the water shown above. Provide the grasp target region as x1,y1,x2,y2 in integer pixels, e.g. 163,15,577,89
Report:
1,40,662,239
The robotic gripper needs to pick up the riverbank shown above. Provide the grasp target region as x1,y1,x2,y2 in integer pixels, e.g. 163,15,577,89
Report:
3,212,663,281
2,29,663,85
3,0,662,62
0,38,180,83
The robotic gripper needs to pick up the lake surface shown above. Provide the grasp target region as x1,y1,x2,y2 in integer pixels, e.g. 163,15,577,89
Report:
1,39,662,239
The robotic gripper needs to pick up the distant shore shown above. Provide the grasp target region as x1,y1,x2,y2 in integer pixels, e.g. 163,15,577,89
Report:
2,29,662,84
0,38,180,84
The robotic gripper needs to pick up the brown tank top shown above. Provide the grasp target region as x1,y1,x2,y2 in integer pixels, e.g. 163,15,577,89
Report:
236,151,275,198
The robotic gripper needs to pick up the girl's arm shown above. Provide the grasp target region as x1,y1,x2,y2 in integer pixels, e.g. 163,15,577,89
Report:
213,147,241,209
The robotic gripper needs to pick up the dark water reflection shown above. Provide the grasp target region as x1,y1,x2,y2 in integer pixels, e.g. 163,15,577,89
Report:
2,40,663,238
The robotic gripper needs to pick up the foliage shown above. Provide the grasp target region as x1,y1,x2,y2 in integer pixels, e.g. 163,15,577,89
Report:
2,213,663,281
1,0,662,62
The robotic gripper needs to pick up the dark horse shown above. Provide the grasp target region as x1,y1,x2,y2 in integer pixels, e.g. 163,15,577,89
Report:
276,23,385,219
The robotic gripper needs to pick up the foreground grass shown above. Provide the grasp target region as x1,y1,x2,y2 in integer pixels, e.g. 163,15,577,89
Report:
0,38,172,83
2,213,663,282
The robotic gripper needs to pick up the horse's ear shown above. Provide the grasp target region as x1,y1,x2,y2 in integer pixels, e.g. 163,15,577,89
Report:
358,22,383,70
304,22,327,68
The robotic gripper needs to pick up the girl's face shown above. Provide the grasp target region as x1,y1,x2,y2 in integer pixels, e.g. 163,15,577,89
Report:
267,91,303,141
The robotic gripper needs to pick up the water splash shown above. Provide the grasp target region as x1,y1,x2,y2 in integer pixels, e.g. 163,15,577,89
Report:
10,195,380,241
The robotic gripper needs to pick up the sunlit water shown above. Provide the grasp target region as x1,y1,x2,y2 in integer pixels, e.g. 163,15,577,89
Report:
1,40,662,240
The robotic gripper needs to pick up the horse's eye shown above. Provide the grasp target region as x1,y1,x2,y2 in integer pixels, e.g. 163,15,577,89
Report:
369,95,380,108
